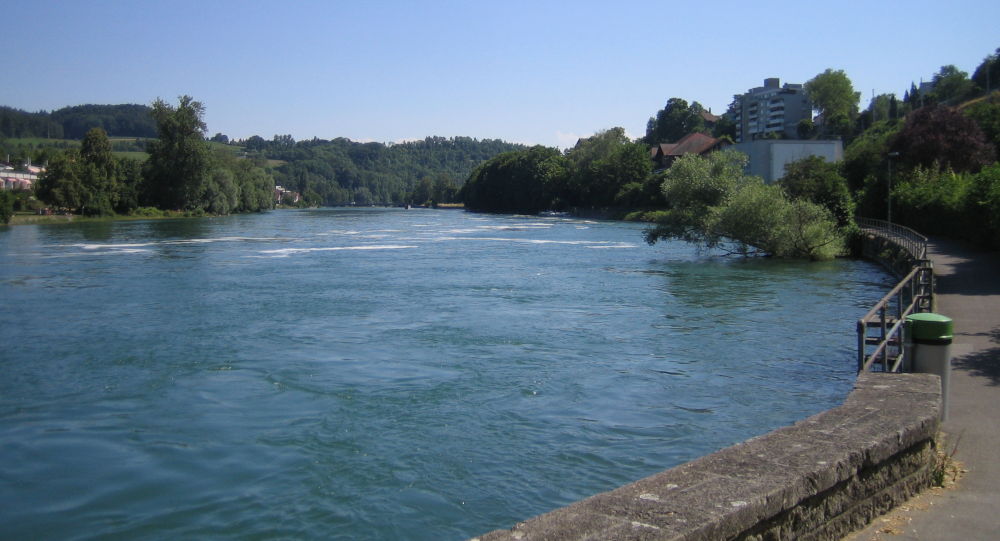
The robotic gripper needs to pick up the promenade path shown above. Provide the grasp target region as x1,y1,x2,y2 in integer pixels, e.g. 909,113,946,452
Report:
848,237,1000,540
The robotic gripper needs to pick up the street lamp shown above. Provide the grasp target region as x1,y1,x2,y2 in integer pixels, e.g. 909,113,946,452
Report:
887,151,900,223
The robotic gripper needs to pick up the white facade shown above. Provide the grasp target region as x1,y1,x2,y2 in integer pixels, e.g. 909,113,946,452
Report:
731,139,843,183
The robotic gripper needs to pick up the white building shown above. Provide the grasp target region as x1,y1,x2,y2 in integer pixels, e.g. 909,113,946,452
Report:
732,139,843,183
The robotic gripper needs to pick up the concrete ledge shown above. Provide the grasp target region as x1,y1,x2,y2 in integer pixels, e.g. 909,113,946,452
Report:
473,372,941,541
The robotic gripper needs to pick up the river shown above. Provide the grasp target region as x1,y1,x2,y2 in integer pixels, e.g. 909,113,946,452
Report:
0,208,893,539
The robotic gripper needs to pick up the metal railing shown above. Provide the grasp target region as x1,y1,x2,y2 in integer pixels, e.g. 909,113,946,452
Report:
856,218,934,372
857,218,929,261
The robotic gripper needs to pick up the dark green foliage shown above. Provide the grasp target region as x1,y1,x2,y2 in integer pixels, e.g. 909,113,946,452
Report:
36,150,85,210
797,118,817,139
778,155,855,226
843,119,901,213
0,107,64,139
929,65,976,105
50,104,157,139
268,136,525,207
35,128,134,216
0,104,156,140
890,104,995,173
460,128,653,213
461,146,568,213
564,128,651,208
962,92,1000,157
972,48,1000,94
711,115,737,140
0,190,14,224
644,98,706,144
967,163,1000,248
143,96,212,210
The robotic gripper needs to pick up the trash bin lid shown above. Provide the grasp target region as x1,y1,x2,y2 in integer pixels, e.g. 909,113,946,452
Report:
907,313,953,342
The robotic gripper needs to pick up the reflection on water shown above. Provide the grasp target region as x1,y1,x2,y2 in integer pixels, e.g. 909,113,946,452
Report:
0,209,895,540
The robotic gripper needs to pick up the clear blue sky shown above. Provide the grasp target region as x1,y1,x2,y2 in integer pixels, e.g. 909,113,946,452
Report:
4,0,998,148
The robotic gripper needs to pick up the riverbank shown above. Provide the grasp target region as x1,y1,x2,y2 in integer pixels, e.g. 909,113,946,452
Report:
5,208,259,226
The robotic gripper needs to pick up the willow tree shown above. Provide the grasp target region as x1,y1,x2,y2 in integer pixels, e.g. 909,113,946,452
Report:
644,150,844,260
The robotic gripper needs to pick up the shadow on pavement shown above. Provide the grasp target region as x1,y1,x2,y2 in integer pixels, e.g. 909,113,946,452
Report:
952,338,1000,387
929,238,1000,296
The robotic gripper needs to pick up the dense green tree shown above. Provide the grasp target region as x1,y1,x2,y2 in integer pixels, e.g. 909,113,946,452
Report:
805,69,861,137
972,48,1000,94
891,164,973,237
114,158,143,214
930,65,975,105
461,146,568,213
410,176,434,205
269,136,526,207
35,150,85,210
797,118,817,139
644,150,843,260
644,98,706,144
843,119,901,193
431,174,459,204
0,107,64,139
50,104,157,138
77,127,118,215
778,155,855,226
967,163,1000,248
0,190,14,224
962,92,1000,157
143,96,211,210
890,104,995,173
565,127,651,208
711,114,737,140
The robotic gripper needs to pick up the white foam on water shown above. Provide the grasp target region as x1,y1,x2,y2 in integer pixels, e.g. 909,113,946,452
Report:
69,237,285,251
74,242,159,250
432,236,628,247
587,243,637,249
254,245,417,258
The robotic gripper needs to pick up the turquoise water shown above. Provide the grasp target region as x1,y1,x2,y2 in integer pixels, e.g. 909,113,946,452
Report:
0,208,893,540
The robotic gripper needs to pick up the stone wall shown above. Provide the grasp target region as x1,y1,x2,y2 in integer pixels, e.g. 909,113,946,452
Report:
473,372,941,541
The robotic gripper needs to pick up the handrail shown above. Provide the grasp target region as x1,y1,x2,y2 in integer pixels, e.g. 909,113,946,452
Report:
857,218,928,260
856,263,933,372
856,223,934,373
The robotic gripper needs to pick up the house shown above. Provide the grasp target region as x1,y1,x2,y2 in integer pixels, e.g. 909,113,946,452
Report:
650,132,727,169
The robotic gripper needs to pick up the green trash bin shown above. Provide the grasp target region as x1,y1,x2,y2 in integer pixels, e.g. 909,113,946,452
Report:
907,313,953,420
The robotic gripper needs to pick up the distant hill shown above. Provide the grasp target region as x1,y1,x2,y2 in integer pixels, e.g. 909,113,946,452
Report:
264,136,528,206
0,104,157,139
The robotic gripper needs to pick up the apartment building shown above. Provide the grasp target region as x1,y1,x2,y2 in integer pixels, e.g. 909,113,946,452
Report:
732,78,812,142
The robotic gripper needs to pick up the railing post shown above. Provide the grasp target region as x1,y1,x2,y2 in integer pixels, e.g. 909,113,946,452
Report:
857,319,866,373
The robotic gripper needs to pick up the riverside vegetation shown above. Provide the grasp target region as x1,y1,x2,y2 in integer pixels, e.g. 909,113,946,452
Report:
4,47,999,256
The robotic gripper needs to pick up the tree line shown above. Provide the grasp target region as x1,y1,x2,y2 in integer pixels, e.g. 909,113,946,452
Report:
32,96,274,217
0,104,158,140
248,135,527,207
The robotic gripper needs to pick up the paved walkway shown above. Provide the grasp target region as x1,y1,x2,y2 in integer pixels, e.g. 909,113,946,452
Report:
848,237,1000,540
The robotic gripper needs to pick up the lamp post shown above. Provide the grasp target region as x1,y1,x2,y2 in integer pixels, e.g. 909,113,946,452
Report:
887,151,900,223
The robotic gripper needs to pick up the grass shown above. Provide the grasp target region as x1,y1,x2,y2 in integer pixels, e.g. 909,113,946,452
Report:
932,431,964,488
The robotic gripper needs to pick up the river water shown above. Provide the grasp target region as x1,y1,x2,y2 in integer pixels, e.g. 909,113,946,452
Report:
0,208,893,540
